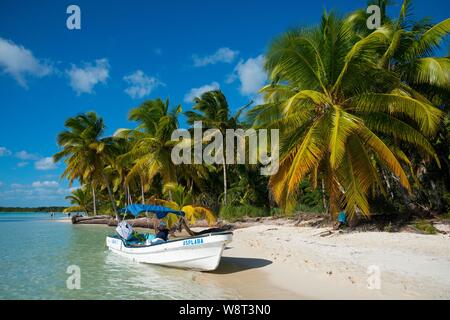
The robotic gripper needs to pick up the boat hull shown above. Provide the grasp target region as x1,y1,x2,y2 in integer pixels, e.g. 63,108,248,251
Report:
106,232,232,271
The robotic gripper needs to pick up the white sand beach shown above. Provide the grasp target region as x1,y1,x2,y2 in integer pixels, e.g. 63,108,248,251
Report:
196,224,450,299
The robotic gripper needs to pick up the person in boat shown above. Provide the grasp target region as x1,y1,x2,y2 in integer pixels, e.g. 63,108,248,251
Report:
145,221,170,245
155,222,169,241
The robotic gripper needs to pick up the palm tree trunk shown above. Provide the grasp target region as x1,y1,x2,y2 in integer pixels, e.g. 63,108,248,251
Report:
124,183,128,206
321,178,328,214
382,169,394,199
127,185,133,205
91,185,97,216
102,173,119,220
181,218,196,236
140,176,145,205
223,163,227,205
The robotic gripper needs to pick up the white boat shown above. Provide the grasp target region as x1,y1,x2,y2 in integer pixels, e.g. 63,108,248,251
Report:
106,231,232,271
106,204,233,271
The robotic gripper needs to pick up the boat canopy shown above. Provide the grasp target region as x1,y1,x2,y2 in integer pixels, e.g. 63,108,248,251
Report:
119,204,185,219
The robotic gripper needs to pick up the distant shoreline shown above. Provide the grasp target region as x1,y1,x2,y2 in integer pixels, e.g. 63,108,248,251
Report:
0,207,67,213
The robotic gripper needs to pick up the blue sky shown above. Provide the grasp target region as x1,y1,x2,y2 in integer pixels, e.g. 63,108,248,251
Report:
0,0,448,207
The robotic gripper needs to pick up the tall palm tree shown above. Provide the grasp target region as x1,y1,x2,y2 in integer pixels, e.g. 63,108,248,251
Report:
249,12,443,219
349,0,450,210
349,0,450,97
53,112,120,220
377,0,450,211
116,98,182,196
185,90,250,205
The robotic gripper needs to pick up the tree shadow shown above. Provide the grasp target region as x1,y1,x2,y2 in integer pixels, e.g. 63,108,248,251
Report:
208,256,273,274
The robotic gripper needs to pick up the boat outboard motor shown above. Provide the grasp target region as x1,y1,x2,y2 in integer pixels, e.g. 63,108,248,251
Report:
116,221,133,241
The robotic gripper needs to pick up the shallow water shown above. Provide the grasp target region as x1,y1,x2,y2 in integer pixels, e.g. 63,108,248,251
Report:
0,213,234,299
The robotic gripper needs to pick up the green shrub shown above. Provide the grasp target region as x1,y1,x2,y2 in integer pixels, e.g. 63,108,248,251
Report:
414,220,438,234
439,209,450,220
384,222,394,232
219,204,268,221
269,207,284,217
294,203,326,214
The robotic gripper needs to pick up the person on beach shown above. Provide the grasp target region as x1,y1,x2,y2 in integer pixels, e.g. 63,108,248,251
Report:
333,211,346,229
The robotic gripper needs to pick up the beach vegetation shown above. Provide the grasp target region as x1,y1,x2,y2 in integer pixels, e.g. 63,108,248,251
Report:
149,183,217,227
413,219,438,234
219,204,269,222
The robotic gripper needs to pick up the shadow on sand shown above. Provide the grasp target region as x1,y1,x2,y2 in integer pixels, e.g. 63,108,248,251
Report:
209,255,273,274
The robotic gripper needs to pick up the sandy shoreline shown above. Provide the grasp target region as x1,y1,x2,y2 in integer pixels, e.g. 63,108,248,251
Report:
63,217,450,299
195,224,450,299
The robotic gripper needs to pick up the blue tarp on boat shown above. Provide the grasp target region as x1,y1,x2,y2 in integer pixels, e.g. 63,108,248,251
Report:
119,204,185,219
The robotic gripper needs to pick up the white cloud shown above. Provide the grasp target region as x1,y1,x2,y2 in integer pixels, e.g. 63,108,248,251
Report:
184,82,220,103
193,47,239,67
42,174,58,179
66,58,109,95
35,157,57,170
11,183,26,189
32,181,59,188
15,150,39,160
17,161,29,168
225,72,238,84
233,55,267,96
0,181,3,187
0,185,72,203
0,37,52,87
123,70,164,99
0,147,11,157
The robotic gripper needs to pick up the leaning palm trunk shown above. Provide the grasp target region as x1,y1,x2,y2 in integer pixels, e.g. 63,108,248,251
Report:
181,218,196,236
179,217,230,236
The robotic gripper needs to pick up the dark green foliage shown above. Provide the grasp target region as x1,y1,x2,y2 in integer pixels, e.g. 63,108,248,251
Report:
414,219,438,234
219,204,269,222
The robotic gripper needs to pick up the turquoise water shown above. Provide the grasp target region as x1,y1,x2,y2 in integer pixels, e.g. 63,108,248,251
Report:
0,213,233,299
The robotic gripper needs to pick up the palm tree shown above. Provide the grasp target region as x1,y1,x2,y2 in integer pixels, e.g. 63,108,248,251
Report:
116,98,182,197
249,12,443,219
349,0,450,211
53,112,120,220
63,188,91,215
185,90,250,205
375,0,450,211
350,0,450,98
